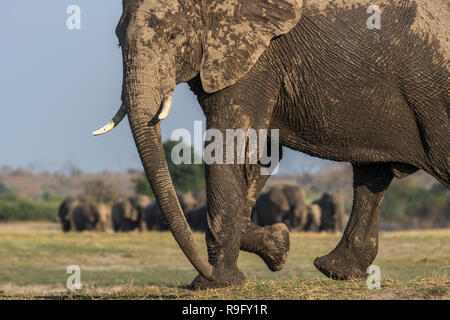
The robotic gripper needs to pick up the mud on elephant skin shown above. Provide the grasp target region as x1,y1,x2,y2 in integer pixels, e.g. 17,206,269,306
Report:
93,0,449,288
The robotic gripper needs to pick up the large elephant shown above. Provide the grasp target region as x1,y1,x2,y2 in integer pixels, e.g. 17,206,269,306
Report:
313,193,347,232
58,198,79,232
251,185,307,230
72,202,110,232
93,0,449,288
112,195,151,232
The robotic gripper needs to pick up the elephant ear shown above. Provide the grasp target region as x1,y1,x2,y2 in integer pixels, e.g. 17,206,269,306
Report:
200,0,303,93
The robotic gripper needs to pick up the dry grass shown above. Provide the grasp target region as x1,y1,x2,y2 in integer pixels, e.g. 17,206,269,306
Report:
0,222,448,300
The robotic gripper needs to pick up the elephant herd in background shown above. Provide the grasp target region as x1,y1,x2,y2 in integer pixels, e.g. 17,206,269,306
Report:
146,189,208,231
251,185,347,232
58,184,346,233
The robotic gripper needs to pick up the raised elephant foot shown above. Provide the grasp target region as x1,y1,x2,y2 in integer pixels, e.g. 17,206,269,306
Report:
313,239,376,280
258,223,290,272
190,265,246,290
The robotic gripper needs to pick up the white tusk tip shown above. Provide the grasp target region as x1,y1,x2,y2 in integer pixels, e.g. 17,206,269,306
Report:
92,130,104,136
158,95,173,121
92,121,114,136
158,112,169,120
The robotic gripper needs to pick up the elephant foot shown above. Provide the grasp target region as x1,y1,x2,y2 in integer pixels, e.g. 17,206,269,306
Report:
259,223,290,272
314,239,377,280
190,265,245,290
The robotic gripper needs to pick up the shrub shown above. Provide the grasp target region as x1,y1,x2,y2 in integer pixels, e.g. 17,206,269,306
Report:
382,181,449,228
0,182,8,195
81,179,118,204
0,192,58,222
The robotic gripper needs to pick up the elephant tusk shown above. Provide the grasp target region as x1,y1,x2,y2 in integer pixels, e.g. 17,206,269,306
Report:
158,94,173,120
92,103,127,136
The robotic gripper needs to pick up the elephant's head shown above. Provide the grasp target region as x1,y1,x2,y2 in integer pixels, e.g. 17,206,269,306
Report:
93,0,303,281
267,185,291,224
178,192,198,214
59,198,79,232
306,204,321,231
91,202,111,231
192,188,207,207
289,204,307,230
280,185,306,228
129,195,152,214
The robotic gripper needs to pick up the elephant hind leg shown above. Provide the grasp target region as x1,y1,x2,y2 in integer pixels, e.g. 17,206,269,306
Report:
240,163,290,272
314,163,393,280
424,159,450,189
403,93,449,188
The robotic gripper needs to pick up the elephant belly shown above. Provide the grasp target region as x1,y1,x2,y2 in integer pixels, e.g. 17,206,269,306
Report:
272,85,423,164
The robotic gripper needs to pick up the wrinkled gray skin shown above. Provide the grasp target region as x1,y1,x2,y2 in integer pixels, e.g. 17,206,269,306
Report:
313,193,347,232
105,0,449,289
112,195,151,232
145,192,204,230
72,202,110,232
251,185,307,230
58,198,79,232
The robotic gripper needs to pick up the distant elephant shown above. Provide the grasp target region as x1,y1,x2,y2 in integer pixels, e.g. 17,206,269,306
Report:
192,189,207,208
185,189,208,231
303,204,321,232
145,192,201,230
92,0,449,288
186,205,208,232
58,198,79,232
313,193,347,232
251,185,307,230
112,195,151,232
72,202,110,232
144,201,169,231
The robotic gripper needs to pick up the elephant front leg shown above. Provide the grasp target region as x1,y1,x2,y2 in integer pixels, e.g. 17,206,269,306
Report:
191,164,246,290
241,221,290,272
239,163,290,272
314,163,394,280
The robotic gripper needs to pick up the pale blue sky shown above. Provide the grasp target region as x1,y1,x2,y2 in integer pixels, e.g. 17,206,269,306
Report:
0,1,325,174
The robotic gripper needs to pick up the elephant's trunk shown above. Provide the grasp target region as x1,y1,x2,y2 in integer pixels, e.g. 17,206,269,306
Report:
124,64,213,281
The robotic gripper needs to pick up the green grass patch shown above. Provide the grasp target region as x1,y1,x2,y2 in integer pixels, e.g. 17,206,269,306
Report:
0,223,448,299
0,193,58,222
